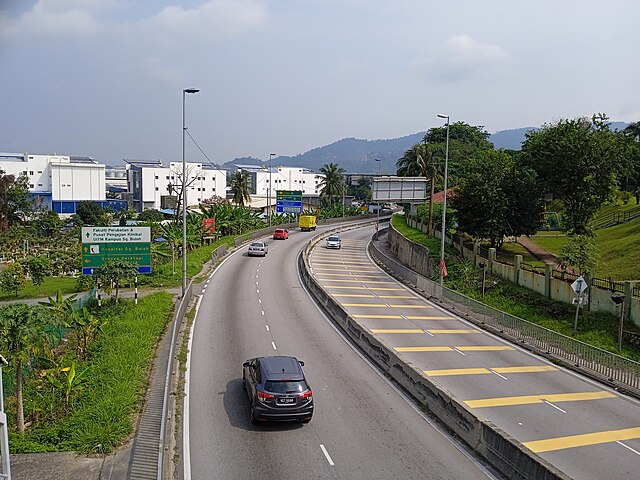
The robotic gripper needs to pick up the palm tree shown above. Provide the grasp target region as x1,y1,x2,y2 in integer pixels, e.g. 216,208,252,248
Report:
0,303,58,432
230,171,251,207
318,163,346,207
396,142,442,236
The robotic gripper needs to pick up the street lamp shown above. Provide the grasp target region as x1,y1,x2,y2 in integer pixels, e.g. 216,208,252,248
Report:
182,87,199,298
374,158,381,239
268,153,276,227
437,114,450,287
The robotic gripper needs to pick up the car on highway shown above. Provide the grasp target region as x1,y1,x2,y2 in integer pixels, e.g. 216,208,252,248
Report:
242,356,314,425
248,241,268,257
325,235,341,249
273,228,289,240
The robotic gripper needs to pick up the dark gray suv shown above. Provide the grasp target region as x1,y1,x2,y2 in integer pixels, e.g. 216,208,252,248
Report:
242,356,314,424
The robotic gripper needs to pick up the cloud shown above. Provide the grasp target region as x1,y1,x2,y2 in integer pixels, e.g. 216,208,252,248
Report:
137,0,267,42
0,0,114,38
411,34,507,81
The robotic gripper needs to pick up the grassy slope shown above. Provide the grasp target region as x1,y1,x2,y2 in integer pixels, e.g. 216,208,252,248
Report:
8,293,174,453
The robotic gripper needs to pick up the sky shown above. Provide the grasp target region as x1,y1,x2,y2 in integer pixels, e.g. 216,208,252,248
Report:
1,0,639,167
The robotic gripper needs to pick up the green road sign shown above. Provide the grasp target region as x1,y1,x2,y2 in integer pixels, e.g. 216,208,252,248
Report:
276,190,302,201
82,242,151,268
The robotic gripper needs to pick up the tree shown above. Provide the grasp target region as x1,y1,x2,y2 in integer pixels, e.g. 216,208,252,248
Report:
557,234,597,275
521,114,628,234
0,170,31,232
25,255,51,288
91,260,138,301
451,150,544,249
34,209,63,237
137,209,165,222
75,201,108,226
318,163,346,206
396,143,441,235
621,121,640,202
0,261,27,297
0,303,57,432
229,171,251,207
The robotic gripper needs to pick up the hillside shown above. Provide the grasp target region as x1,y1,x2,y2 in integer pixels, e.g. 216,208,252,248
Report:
221,122,629,174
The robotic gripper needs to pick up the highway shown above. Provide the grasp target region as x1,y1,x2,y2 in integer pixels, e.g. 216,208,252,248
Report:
185,221,498,479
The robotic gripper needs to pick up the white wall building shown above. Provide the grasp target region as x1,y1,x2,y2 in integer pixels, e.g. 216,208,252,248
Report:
126,159,227,212
0,152,117,213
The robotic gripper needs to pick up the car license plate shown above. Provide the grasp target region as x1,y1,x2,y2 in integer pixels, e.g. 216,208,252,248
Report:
278,397,295,405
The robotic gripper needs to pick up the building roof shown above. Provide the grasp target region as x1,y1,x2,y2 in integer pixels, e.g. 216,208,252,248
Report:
124,159,163,167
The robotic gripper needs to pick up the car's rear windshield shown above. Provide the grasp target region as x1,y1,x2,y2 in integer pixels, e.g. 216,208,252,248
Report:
250,242,264,247
264,380,308,393
327,236,340,241
275,229,284,232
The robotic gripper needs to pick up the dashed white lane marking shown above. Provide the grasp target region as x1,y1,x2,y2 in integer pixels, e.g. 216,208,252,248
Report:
259,299,262,304
271,341,277,350
261,310,265,316
257,289,259,294
201,288,206,294
544,401,567,413
617,441,640,456
265,325,270,331
491,371,509,380
453,348,466,356
320,444,334,466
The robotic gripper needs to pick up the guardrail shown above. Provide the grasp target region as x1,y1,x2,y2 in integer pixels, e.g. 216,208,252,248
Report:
369,234,640,398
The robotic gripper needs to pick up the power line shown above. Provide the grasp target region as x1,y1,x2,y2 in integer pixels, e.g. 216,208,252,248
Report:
185,129,220,168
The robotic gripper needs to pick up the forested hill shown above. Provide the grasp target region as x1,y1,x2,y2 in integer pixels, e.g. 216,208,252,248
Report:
221,122,629,174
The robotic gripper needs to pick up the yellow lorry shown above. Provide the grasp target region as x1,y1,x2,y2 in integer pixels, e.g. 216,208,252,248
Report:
299,215,317,231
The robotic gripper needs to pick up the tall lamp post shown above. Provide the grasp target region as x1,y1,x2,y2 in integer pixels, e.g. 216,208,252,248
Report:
437,114,450,287
182,87,199,298
268,153,276,227
374,158,381,239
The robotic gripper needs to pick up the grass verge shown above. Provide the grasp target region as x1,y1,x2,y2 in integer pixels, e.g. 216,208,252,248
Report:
391,214,640,361
7,292,175,453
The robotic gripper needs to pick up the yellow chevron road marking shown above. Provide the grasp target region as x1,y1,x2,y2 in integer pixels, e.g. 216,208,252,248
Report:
424,365,558,377
464,390,616,409
522,427,640,453
324,286,405,290
396,345,514,353
332,294,414,299
352,314,449,319
371,329,424,334
426,329,481,334
342,304,431,308
316,279,395,284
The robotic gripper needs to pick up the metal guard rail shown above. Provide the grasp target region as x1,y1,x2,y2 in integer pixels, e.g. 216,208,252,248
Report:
369,234,640,398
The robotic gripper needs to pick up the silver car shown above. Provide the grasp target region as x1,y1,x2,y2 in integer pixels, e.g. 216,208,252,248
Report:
325,235,341,249
248,241,268,257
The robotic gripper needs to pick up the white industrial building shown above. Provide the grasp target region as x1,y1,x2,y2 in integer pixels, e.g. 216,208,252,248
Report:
126,159,227,212
234,164,324,213
0,152,125,213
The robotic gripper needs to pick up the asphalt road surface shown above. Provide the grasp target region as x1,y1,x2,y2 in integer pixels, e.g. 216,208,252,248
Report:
185,222,498,480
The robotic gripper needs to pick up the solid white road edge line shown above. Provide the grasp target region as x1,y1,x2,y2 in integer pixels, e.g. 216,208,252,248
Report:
272,341,277,350
183,294,203,480
320,444,334,466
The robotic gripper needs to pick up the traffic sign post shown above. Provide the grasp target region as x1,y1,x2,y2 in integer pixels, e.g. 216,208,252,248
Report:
571,276,588,334
81,227,152,275
276,190,302,214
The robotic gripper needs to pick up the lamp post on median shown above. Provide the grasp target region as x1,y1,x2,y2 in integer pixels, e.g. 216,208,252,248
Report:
437,114,450,287
268,153,276,227
374,158,381,239
182,88,199,298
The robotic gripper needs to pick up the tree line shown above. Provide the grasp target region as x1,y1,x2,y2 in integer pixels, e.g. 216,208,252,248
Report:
396,115,640,274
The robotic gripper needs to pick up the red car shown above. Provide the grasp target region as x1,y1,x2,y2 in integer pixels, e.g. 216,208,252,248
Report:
273,228,289,240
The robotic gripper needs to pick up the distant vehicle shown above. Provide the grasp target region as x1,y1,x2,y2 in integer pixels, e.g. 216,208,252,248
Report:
248,241,268,257
242,356,314,424
299,215,317,231
325,235,341,249
273,228,289,240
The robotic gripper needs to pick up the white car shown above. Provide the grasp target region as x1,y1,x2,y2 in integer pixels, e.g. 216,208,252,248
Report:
248,241,268,257
325,236,341,249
